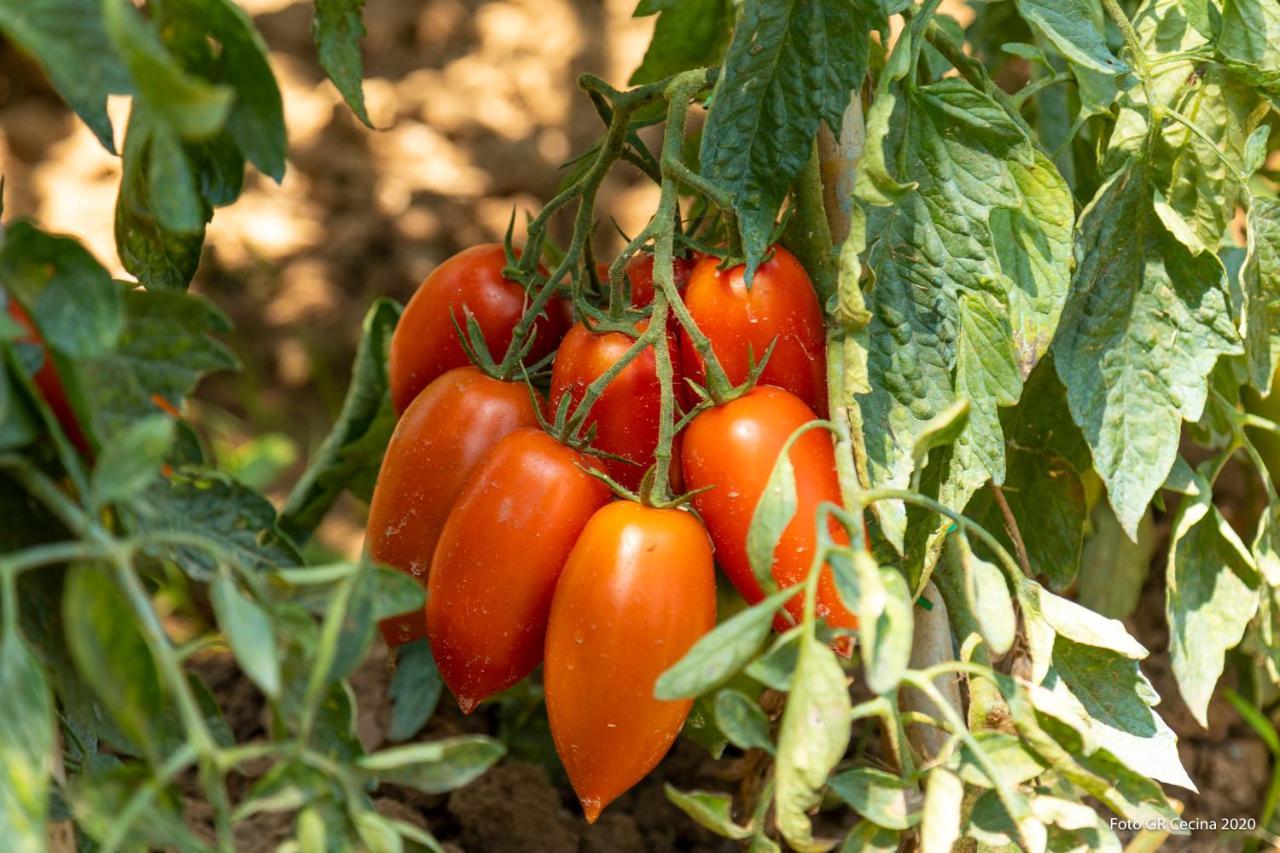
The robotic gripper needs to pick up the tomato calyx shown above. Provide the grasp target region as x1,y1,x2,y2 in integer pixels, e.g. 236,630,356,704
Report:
688,334,779,409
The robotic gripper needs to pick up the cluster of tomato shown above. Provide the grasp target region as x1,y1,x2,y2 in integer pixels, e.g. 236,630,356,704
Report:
367,243,858,821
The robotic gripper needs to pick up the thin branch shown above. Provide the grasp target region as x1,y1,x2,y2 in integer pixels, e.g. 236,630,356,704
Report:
990,483,1032,577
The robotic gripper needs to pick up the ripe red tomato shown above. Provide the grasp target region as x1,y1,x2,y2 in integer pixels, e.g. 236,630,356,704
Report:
6,298,91,456
544,501,716,823
549,319,682,491
427,428,611,712
388,244,570,413
680,385,856,638
681,245,828,417
367,367,544,646
624,251,696,307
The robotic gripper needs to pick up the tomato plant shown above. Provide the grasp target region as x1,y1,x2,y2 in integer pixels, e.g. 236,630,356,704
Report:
427,428,611,713
4,0,1280,847
544,501,716,822
367,366,544,646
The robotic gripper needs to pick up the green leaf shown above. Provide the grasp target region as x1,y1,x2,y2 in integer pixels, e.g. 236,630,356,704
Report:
948,731,1046,788
1042,639,1194,790
0,630,54,850
388,639,443,742
655,585,796,699
91,414,175,506
774,632,851,852
919,768,962,853
72,764,197,850
910,399,969,473
828,768,921,831
854,74,1072,548
1149,65,1269,256
1015,0,1126,73
102,0,233,139
965,448,1087,591
839,821,900,851
0,0,131,150
1166,483,1260,725
747,429,800,592
830,551,912,693
956,537,1015,656
953,292,1021,485
356,737,504,794
1076,504,1155,621
700,0,871,274
63,564,176,761
280,299,401,542
663,786,754,840
125,468,300,580
745,627,800,691
324,562,377,684
78,287,236,442
314,0,372,126
1243,198,1280,394
369,564,426,622
1020,578,1147,684
629,0,734,86
115,106,207,290
1218,0,1280,93
211,574,280,699
683,690,730,758
146,123,205,233
186,0,286,181
714,688,775,754
0,222,123,359
1053,162,1241,538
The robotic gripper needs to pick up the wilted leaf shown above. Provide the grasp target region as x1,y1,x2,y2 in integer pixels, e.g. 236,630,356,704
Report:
774,633,851,851
957,536,1016,656
664,786,753,840
828,768,921,831
1167,485,1260,725
1053,162,1241,538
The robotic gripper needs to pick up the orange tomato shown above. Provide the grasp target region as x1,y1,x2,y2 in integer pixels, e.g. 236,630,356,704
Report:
367,367,543,646
427,428,611,712
544,501,716,822
681,385,856,638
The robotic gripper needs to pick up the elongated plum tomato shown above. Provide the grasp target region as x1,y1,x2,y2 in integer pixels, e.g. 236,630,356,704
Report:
427,429,611,712
366,367,544,646
623,251,696,307
388,244,570,413
680,385,856,637
6,298,91,456
681,245,828,417
549,320,681,491
545,502,716,823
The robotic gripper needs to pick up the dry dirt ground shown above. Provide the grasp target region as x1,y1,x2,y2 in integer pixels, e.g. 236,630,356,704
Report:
0,1,1274,849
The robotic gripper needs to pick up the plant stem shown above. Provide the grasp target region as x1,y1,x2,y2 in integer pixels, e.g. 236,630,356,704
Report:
990,483,1032,577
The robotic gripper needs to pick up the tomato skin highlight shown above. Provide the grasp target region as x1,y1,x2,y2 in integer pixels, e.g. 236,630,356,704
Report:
549,320,681,491
624,251,696,307
388,244,570,413
367,367,544,646
544,502,716,823
427,429,611,712
681,245,828,417
680,385,856,636
6,299,91,456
